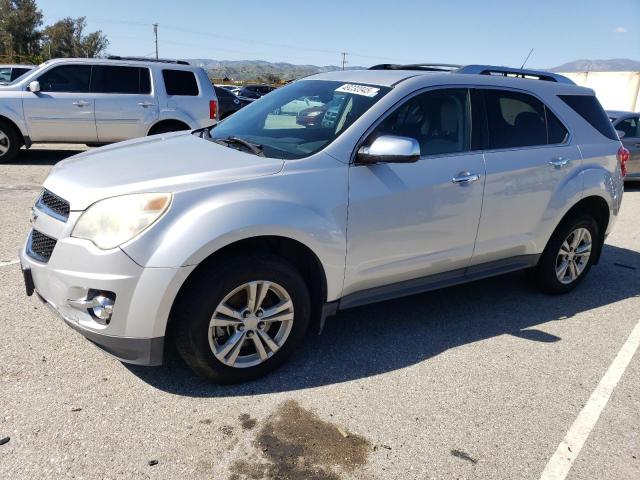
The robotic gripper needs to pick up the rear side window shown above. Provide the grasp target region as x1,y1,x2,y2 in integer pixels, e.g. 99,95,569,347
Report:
558,95,618,140
546,108,569,144
91,66,151,94
162,69,199,96
484,90,547,149
38,65,91,93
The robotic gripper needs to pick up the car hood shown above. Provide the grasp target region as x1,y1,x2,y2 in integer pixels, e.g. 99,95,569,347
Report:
43,132,285,210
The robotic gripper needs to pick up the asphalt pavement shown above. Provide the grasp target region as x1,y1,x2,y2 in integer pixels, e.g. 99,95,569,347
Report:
1,145,638,479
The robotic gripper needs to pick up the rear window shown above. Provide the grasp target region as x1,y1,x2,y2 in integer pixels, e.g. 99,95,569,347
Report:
162,69,199,96
91,66,151,94
214,86,235,99
558,95,618,141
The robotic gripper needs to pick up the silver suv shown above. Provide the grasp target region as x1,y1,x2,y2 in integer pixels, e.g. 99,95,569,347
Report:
0,57,218,162
20,64,627,383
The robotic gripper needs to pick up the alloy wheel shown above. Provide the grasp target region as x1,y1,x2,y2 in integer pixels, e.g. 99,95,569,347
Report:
555,227,592,285
0,130,10,157
208,280,294,368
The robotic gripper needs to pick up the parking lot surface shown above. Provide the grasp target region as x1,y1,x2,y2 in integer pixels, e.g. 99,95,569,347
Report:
1,146,639,480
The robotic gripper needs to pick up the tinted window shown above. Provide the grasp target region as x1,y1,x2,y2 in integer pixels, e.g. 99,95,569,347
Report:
558,95,618,140
484,90,547,148
91,66,151,94
162,70,198,96
616,116,640,138
11,67,31,81
546,108,569,144
38,65,91,93
372,88,470,156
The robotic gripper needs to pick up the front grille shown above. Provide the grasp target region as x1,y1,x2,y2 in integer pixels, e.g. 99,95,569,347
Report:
27,230,57,263
36,189,70,221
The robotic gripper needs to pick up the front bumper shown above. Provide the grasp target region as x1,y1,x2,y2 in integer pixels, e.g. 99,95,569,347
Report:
20,234,194,366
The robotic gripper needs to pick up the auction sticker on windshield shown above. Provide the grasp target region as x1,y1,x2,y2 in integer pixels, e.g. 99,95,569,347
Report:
335,84,380,97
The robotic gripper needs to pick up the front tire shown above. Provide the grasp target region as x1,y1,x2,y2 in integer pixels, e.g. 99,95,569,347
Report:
0,120,21,163
173,254,311,383
533,215,600,294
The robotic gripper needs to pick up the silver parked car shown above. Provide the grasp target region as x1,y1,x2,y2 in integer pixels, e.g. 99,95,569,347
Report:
0,64,35,85
608,110,640,180
0,57,218,162
20,64,626,383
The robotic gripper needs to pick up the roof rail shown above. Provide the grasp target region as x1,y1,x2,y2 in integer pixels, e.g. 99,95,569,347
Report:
107,56,190,65
456,65,575,84
369,63,462,72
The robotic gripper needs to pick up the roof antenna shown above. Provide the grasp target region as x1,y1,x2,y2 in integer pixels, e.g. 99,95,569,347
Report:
520,48,534,69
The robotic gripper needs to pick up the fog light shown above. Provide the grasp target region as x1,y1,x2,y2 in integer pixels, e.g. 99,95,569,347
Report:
68,290,116,324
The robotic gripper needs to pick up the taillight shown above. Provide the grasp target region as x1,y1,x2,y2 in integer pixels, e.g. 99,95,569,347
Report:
209,100,217,120
617,146,629,177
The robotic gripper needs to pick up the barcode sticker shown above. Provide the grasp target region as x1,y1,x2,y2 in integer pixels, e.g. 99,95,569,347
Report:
335,84,380,97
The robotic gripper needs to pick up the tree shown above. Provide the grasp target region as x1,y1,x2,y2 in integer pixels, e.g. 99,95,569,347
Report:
41,16,108,59
0,0,43,62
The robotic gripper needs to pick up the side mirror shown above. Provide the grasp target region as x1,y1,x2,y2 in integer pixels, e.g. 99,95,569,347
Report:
616,129,626,139
28,81,40,93
357,135,420,164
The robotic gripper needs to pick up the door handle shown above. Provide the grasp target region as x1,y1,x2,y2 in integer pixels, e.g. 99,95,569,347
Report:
72,100,89,107
548,156,569,168
138,101,155,108
451,172,480,185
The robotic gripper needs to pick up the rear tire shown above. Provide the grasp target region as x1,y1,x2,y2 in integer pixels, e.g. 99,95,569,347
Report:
0,119,21,163
173,254,311,383
532,214,600,294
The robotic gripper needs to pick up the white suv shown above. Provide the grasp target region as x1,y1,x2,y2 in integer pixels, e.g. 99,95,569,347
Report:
20,64,627,383
0,57,218,162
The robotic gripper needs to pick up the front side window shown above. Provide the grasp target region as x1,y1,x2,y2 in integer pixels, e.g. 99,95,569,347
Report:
162,69,198,96
370,88,470,156
91,66,151,94
616,116,640,138
37,65,91,93
207,80,390,159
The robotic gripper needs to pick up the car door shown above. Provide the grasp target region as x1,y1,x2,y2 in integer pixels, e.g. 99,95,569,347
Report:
22,64,97,142
92,65,158,142
470,88,580,266
615,115,640,174
344,88,486,298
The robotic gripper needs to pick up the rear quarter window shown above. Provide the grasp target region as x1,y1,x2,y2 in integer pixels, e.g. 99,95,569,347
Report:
162,69,199,96
558,95,618,141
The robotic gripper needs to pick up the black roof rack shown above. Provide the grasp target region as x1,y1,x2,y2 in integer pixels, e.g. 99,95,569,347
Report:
107,56,190,65
457,65,574,84
369,63,462,72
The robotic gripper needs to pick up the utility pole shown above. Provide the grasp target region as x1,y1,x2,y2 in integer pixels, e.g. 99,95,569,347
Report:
341,52,348,71
153,23,159,59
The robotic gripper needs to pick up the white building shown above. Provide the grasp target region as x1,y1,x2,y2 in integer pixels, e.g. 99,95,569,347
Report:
559,71,640,112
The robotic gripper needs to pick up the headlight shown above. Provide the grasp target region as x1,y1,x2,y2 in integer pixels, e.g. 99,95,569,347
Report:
72,193,172,249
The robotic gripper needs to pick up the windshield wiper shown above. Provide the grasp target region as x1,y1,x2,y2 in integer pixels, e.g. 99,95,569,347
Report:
215,136,265,157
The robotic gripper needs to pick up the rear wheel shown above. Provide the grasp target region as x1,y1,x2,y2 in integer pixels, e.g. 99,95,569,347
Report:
0,120,21,163
173,254,310,383
533,215,599,294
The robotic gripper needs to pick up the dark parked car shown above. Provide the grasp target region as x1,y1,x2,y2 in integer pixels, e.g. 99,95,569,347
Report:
214,86,243,119
238,84,276,101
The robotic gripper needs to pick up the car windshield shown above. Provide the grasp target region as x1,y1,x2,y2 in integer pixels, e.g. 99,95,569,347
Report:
207,80,390,159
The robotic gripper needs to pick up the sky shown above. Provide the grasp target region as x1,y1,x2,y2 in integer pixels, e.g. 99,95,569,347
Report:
37,0,640,69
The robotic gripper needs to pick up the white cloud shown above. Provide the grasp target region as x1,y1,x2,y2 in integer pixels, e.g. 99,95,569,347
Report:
613,27,627,33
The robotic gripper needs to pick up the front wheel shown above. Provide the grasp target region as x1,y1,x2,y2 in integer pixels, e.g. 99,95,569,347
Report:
173,254,310,383
532,215,600,294
0,120,21,163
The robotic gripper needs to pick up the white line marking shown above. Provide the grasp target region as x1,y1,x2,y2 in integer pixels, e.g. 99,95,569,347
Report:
0,259,20,267
539,318,640,480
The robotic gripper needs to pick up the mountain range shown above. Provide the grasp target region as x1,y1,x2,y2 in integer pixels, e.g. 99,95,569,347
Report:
186,58,640,82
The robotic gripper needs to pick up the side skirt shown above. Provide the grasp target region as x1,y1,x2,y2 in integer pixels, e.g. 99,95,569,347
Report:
333,254,540,312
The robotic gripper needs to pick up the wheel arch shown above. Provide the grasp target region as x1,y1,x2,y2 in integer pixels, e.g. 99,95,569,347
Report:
0,114,26,146
167,235,329,337
147,118,192,135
